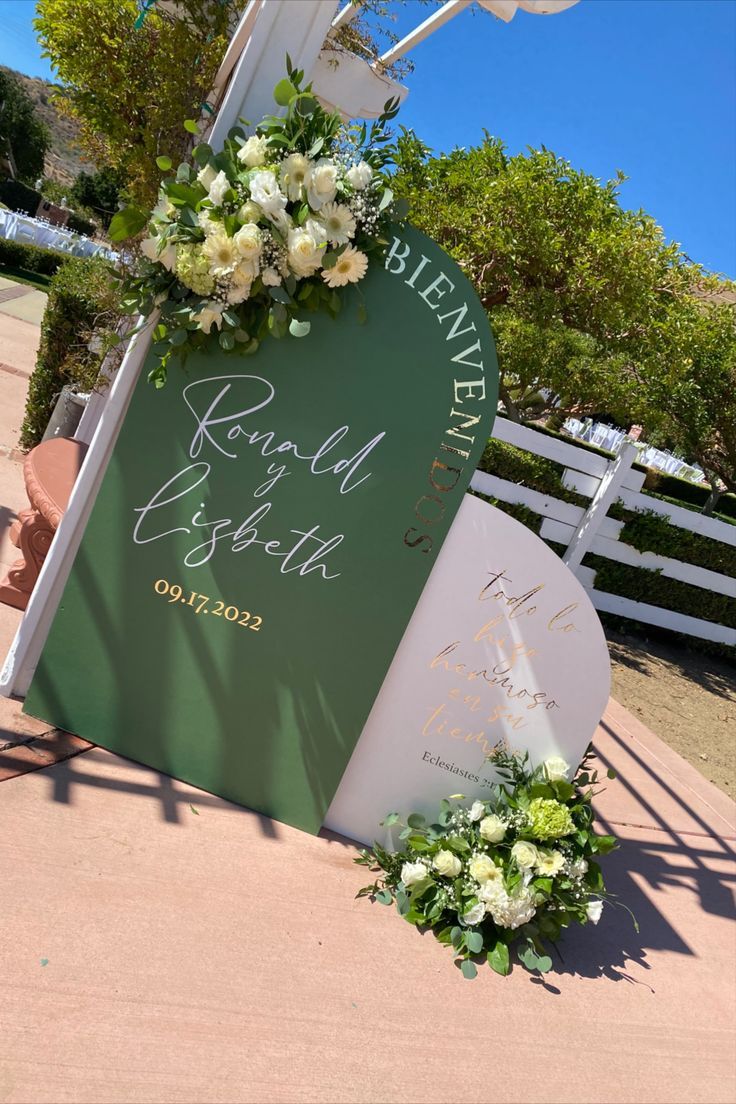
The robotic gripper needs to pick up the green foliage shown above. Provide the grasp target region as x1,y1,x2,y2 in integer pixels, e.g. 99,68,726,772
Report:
609,504,736,577
355,749,627,980
468,489,543,534
0,236,68,277
20,257,118,448
584,554,736,629
479,439,587,507
35,0,239,208
0,177,42,215
0,69,50,182
70,167,125,228
642,467,736,521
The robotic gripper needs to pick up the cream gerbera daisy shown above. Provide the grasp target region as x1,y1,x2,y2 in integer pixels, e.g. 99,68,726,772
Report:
202,231,238,276
322,246,368,287
319,202,356,246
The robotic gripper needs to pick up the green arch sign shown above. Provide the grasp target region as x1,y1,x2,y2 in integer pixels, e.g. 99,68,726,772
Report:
25,225,499,833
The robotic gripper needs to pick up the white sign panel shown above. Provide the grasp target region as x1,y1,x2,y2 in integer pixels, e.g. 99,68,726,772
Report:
324,495,611,845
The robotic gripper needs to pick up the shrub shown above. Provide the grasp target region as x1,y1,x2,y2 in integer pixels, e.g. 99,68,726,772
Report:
643,468,736,520
469,489,543,533
0,237,69,277
66,211,96,237
20,257,119,448
0,176,42,214
608,504,736,577
479,438,587,508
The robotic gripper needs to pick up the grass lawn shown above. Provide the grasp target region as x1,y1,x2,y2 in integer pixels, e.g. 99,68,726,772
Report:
0,264,52,292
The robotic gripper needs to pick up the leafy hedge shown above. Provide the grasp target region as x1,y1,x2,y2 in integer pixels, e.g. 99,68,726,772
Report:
469,489,543,533
0,237,69,278
479,439,587,507
66,211,97,237
643,468,736,520
581,554,735,629
20,257,118,448
0,177,42,214
609,504,736,577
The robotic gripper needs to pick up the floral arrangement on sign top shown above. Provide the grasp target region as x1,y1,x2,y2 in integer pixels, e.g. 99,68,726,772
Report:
356,748,635,979
109,58,404,387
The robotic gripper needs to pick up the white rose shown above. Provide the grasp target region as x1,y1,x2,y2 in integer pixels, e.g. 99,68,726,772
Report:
237,134,268,168
346,160,373,190
479,815,506,843
261,266,282,287
586,899,604,925
511,840,539,870
237,200,262,224
461,902,486,927
208,170,230,208
468,854,499,884
287,222,326,277
535,849,565,877
233,222,262,261
469,800,485,822
306,157,338,210
249,169,287,216
196,163,217,189
432,849,462,878
544,756,571,783
400,860,429,888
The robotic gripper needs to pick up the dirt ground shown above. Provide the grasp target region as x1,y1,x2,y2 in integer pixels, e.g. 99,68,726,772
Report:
605,627,735,796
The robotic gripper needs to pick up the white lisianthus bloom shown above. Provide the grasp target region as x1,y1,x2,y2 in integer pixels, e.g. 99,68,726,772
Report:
468,853,499,884
510,840,539,870
237,200,262,224
306,157,338,210
237,134,268,168
479,814,506,843
461,902,486,927
544,756,571,782
432,850,462,878
197,163,217,190
261,267,282,287
279,152,312,202
318,201,356,246
287,221,326,277
202,231,239,276
400,860,429,887
194,301,224,334
249,169,287,216
568,857,588,880
346,160,373,190
586,899,604,925
233,222,262,262
321,245,368,288
264,207,292,234
535,849,565,877
469,800,486,822
208,170,230,208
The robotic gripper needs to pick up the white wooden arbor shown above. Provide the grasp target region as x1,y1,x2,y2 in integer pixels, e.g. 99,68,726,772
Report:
0,0,580,698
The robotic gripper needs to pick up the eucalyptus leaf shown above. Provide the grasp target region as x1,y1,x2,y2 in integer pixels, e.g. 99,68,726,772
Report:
108,206,148,242
375,889,392,906
273,78,297,106
487,941,510,976
156,155,172,172
289,318,311,338
459,959,477,980
183,119,199,134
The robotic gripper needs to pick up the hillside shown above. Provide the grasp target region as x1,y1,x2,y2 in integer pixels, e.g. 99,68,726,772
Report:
1,65,92,184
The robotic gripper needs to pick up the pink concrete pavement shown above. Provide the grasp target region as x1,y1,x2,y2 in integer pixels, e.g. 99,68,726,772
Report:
0,704,734,1104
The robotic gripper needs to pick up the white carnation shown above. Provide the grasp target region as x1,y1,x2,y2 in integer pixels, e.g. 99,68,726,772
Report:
261,267,282,287
479,880,536,930
237,134,268,168
346,160,373,190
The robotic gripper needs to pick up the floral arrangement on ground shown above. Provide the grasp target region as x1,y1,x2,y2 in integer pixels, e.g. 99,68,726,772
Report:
110,57,403,387
356,748,635,979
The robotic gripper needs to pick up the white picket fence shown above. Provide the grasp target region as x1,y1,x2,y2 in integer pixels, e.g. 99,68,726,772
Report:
470,419,736,646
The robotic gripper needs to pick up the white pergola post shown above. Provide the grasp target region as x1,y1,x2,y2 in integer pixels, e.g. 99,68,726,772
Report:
0,0,339,699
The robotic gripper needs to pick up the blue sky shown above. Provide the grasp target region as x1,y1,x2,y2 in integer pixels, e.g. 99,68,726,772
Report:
1,0,734,276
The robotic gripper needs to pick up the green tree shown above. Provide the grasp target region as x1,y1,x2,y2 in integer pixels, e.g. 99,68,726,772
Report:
0,69,50,182
392,132,714,427
70,167,126,228
34,0,240,208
